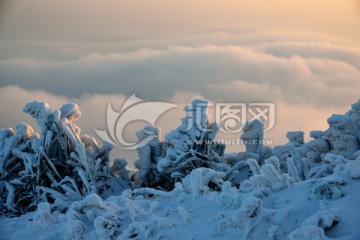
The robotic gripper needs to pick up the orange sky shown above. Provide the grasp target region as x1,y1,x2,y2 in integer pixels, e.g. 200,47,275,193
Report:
1,0,359,45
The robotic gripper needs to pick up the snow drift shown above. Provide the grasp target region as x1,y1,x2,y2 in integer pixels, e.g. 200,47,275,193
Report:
1,99,360,239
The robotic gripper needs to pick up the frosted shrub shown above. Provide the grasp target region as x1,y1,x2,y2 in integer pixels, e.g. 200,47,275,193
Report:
0,101,131,216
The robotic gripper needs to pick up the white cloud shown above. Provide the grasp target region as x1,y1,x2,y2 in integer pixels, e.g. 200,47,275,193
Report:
256,41,360,69
1,42,360,110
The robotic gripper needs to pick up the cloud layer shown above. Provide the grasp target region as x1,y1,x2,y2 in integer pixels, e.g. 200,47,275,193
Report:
1,40,360,109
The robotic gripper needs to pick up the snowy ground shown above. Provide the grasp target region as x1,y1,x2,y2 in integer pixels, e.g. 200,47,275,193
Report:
1,169,359,240
2,100,360,239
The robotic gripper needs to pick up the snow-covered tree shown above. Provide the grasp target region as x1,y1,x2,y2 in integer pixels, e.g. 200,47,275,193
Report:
133,126,164,188
0,101,131,216
134,99,226,191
